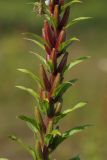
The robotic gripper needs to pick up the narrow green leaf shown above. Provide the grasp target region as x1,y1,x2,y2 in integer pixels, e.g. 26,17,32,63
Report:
55,102,87,123
16,86,39,103
23,38,45,50
45,130,61,146
64,56,91,72
17,68,43,87
18,115,39,133
59,37,79,52
62,125,91,139
50,124,90,151
39,98,50,114
54,79,77,98
30,51,50,71
9,135,36,159
22,32,47,45
61,0,82,11
65,17,92,29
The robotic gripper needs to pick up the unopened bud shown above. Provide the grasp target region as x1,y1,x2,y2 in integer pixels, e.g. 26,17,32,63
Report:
35,107,46,133
59,7,70,29
55,30,66,50
53,5,59,27
57,52,68,73
50,73,60,95
41,64,51,91
54,102,62,115
46,119,53,134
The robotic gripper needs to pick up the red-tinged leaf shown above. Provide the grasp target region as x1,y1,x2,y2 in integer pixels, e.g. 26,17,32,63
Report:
59,7,70,29
50,48,57,71
44,21,55,46
35,107,46,133
41,65,51,91
55,30,66,50
53,5,60,27
50,73,61,95
57,52,68,73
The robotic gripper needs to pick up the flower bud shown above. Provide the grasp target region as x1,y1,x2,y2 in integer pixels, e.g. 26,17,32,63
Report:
50,48,57,70
55,30,66,50
53,5,60,27
44,21,54,46
35,107,46,133
40,89,47,101
50,73,60,95
41,64,51,91
57,52,68,73
46,119,53,134
54,102,62,115
59,7,70,29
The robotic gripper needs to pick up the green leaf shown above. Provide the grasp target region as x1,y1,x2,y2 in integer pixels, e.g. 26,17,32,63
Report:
70,156,80,160
50,124,90,151
64,56,91,72
23,38,45,50
16,86,39,103
59,37,79,52
9,135,36,159
54,79,77,98
55,102,87,123
62,125,90,140
39,98,50,114
65,17,92,29
61,0,82,11
18,115,39,133
45,130,61,146
30,51,50,71
17,68,43,87
22,32,48,46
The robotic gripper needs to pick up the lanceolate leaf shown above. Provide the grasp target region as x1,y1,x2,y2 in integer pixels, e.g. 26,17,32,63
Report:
55,102,87,123
18,115,39,133
59,37,79,52
61,0,82,11
53,79,78,98
62,125,90,139
22,32,48,46
16,86,39,103
23,38,45,50
48,125,90,151
30,51,50,71
9,135,36,159
64,56,91,72
17,68,43,87
65,17,92,29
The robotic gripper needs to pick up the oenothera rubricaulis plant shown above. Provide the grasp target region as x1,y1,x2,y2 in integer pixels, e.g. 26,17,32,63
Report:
6,0,91,160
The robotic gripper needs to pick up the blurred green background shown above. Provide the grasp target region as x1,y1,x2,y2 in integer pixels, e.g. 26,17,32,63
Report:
0,0,107,159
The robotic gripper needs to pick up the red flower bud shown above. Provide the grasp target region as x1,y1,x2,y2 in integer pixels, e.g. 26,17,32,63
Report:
44,21,54,47
55,29,66,50
53,5,60,27
59,7,70,29
50,48,57,67
50,73,60,95
57,52,68,73
41,65,51,91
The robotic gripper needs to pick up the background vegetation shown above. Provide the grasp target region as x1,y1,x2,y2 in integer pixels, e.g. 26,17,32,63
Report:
0,0,107,159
